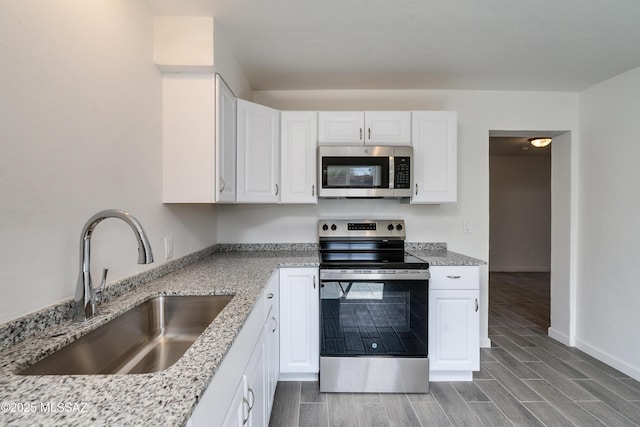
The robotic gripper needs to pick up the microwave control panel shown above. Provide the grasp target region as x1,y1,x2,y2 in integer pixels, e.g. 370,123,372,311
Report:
394,157,411,188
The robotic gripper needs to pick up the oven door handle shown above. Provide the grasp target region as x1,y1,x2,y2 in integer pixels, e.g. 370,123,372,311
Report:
320,269,430,281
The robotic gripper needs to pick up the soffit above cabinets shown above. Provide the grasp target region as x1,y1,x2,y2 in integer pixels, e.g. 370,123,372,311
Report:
145,0,640,92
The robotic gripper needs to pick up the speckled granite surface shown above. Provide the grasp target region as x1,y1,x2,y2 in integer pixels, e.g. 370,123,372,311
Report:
0,249,318,427
408,248,486,266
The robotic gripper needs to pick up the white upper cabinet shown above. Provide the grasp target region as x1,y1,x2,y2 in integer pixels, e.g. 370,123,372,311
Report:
280,111,318,204
411,111,457,204
162,73,239,204
215,75,237,203
162,74,215,203
237,99,281,203
318,111,363,144
365,111,411,145
318,111,411,145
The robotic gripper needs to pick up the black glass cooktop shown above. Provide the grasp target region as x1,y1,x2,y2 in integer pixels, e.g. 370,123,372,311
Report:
319,239,428,269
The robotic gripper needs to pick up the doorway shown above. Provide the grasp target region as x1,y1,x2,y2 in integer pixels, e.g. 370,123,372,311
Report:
488,131,575,346
489,135,552,331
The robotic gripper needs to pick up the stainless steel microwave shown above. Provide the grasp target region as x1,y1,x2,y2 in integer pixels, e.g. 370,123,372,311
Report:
318,146,413,198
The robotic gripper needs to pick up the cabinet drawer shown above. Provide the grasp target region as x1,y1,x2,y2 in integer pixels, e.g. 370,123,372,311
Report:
429,266,479,290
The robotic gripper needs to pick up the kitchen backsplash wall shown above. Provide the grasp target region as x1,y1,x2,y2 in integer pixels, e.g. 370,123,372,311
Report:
0,1,224,324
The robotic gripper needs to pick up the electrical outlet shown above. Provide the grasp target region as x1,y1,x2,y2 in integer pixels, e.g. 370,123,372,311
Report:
164,235,173,259
463,219,472,234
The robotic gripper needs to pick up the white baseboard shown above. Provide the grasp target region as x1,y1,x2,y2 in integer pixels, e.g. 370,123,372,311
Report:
430,371,473,382
575,339,640,381
489,267,551,273
548,327,573,346
480,337,492,348
278,372,318,382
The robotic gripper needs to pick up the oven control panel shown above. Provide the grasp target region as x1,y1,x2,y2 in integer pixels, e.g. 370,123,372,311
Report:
318,219,406,238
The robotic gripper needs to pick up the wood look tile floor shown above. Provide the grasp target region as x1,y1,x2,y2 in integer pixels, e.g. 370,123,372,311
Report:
268,272,640,427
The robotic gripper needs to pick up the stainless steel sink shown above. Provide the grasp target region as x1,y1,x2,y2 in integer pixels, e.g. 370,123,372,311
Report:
19,295,233,375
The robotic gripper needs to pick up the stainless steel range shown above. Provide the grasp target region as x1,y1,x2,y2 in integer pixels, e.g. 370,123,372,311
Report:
318,219,430,393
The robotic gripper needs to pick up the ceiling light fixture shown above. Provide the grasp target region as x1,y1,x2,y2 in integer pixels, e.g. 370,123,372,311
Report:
529,137,552,148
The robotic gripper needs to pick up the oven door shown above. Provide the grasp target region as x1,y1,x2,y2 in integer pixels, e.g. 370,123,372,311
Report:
319,272,429,392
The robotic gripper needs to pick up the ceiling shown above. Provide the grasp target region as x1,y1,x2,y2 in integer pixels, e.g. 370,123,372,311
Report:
146,0,640,92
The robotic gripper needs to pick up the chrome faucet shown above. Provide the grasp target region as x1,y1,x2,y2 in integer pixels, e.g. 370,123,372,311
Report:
73,209,154,322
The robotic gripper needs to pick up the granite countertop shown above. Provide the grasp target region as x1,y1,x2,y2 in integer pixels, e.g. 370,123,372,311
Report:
0,243,483,426
407,248,486,266
0,249,318,427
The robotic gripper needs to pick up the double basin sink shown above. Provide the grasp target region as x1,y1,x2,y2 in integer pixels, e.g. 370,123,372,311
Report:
20,295,233,376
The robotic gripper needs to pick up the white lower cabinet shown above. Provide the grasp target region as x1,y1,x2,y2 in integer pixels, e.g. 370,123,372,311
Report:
244,330,267,426
429,266,480,381
264,277,280,414
188,271,279,427
279,267,319,380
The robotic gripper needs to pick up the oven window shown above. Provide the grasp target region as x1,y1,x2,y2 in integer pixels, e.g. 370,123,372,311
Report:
320,280,427,357
322,157,389,188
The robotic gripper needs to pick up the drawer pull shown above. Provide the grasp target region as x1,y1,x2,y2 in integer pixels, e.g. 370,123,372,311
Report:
272,316,278,333
242,397,250,425
475,298,479,312
267,292,274,299
248,386,255,411
447,275,462,279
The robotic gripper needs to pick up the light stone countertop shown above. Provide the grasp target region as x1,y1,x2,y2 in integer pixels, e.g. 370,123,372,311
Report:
0,244,483,426
407,248,486,266
0,250,318,427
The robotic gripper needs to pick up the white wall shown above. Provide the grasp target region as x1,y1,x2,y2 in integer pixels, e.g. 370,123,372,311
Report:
489,155,551,271
219,89,579,348
577,66,640,378
0,1,218,324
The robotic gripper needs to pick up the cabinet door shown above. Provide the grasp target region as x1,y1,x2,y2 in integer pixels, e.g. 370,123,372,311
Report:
411,111,457,204
429,289,480,372
162,74,215,203
245,329,266,427
237,99,280,203
279,268,319,376
280,112,318,204
318,111,364,144
264,273,280,413
365,111,411,145
215,75,237,203
220,376,247,427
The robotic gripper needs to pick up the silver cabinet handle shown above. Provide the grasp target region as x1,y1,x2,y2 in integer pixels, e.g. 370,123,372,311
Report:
220,177,226,192
447,275,462,279
475,298,479,312
313,275,316,289
312,184,315,197
267,292,274,299
359,128,363,140
368,127,371,140
247,386,255,411
415,183,419,196
242,396,250,425
275,183,279,196
271,316,277,333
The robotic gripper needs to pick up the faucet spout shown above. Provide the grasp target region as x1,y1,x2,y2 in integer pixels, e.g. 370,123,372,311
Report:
73,209,154,322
